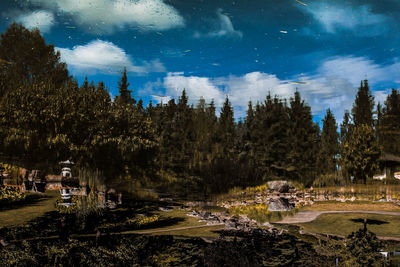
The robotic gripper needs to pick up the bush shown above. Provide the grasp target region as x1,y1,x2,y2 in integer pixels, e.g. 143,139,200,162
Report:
55,196,78,214
126,214,160,228
313,173,346,187
0,185,25,204
229,204,270,223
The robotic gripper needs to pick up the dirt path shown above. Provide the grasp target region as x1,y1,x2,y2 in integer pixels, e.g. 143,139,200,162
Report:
129,223,225,234
276,210,400,224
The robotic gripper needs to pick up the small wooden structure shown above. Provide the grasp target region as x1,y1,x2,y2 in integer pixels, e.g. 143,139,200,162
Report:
374,153,400,180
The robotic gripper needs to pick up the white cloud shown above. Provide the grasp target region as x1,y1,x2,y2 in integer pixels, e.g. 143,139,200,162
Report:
318,56,388,86
154,56,400,120
373,89,391,105
318,56,400,87
32,0,184,33
194,9,242,39
56,39,166,75
164,72,225,106
303,3,387,35
15,10,55,33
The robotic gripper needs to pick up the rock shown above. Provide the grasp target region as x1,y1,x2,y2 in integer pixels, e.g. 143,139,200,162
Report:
159,207,173,212
186,210,201,217
238,215,251,224
262,222,273,228
106,200,117,209
268,198,294,211
160,198,173,202
225,220,237,229
204,211,211,218
267,180,295,193
0,238,8,247
206,218,221,225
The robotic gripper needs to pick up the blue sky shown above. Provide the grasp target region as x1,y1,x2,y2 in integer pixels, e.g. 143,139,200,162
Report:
1,0,400,122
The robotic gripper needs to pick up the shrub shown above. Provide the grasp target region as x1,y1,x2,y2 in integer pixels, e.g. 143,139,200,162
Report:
55,196,78,214
313,173,346,187
229,204,270,223
0,185,25,204
126,215,160,228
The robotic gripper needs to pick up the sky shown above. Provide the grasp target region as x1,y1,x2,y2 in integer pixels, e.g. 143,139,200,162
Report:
1,0,400,123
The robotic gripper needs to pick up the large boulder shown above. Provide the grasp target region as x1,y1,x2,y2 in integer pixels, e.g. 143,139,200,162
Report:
267,180,294,193
267,198,294,211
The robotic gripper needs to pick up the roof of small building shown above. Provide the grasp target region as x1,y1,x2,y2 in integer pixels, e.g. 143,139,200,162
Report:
380,152,400,163
59,160,74,165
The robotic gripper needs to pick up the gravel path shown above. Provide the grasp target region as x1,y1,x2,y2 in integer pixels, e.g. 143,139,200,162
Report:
276,210,400,224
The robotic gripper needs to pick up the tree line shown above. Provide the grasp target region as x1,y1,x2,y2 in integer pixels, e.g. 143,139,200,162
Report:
0,23,399,194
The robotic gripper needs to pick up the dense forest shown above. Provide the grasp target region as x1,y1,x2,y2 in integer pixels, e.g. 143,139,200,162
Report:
0,23,399,195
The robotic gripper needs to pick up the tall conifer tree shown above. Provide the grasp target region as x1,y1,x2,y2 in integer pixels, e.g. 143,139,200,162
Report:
116,67,135,105
320,109,339,173
352,80,374,127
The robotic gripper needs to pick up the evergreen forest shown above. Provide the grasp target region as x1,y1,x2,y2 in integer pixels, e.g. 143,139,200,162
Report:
1,23,399,196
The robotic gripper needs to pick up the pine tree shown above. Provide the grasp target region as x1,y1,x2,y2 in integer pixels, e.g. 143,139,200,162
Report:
97,81,105,91
250,95,292,181
341,124,381,183
340,80,380,183
116,67,135,105
288,91,320,185
81,76,89,89
380,89,400,154
320,109,339,173
242,101,255,155
218,96,235,148
340,110,352,144
137,98,144,111
352,80,374,127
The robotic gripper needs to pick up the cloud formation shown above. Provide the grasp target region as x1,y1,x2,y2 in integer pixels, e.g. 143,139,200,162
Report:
194,9,242,38
158,56,400,120
14,10,55,33
31,0,185,33
303,2,388,35
56,40,166,75
164,72,225,106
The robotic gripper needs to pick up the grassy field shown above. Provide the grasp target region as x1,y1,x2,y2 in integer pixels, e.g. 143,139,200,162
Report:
126,209,224,237
300,200,400,212
0,190,58,228
297,213,400,238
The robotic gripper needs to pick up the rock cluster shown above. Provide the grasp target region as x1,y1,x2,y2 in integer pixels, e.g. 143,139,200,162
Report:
187,210,263,231
268,198,294,211
267,180,295,193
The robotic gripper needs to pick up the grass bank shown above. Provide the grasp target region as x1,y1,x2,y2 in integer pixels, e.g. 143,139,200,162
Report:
297,213,400,238
300,200,400,212
0,191,58,228
122,209,223,237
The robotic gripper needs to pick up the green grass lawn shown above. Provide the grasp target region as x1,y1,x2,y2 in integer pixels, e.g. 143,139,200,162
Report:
0,190,58,228
300,200,400,212
125,209,224,237
297,213,400,238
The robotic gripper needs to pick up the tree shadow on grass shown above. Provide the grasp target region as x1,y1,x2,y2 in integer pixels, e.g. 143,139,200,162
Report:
0,194,54,211
350,218,389,225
